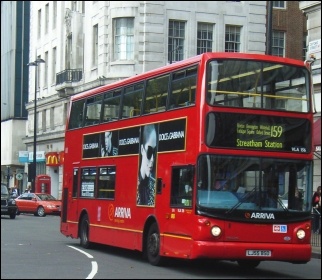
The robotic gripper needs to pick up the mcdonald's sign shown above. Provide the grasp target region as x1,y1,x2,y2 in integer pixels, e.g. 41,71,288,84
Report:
46,152,60,166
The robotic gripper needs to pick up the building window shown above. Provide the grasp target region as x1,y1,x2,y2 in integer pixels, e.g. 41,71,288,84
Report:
52,47,56,84
34,112,39,133
81,1,85,13
63,103,67,126
44,52,48,87
45,3,49,34
93,24,98,67
37,55,41,90
303,34,307,61
38,9,41,39
225,25,241,52
72,1,77,11
53,1,57,29
67,34,72,69
273,1,285,9
114,18,134,61
50,107,54,130
42,109,46,132
197,23,213,55
272,30,285,57
168,20,185,63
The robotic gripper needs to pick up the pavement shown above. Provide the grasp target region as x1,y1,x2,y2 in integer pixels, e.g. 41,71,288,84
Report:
311,231,321,259
312,246,321,259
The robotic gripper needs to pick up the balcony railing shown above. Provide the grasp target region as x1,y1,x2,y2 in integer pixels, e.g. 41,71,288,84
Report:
56,69,83,85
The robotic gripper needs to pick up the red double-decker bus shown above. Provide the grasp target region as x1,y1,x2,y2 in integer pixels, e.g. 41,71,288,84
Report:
60,52,315,268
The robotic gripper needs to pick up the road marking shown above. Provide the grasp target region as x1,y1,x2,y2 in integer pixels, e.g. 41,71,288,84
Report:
87,261,98,279
68,245,94,258
68,245,98,279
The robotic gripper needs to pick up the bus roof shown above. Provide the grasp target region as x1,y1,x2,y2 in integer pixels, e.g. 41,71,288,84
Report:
71,52,306,102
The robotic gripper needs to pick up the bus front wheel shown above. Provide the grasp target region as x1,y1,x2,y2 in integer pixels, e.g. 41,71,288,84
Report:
79,214,91,249
146,223,164,266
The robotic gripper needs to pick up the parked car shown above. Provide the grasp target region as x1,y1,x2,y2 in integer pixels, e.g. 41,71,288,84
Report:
1,183,17,219
15,193,61,217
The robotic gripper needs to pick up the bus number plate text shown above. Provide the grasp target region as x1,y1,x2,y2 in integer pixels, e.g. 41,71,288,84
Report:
246,250,271,257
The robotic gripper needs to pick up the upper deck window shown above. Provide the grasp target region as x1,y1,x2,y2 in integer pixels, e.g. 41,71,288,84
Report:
207,59,310,113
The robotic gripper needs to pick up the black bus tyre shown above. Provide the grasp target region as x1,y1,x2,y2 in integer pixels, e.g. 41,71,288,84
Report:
146,223,164,266
37,206,46,217
80,214,91,249
237,260,260,269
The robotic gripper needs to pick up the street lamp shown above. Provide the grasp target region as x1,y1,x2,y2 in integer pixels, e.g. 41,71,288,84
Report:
6,166,10,191
27,58,45,192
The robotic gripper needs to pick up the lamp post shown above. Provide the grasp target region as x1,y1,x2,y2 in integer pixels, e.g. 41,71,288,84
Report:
27,58,45,192
169,45,182,64
6,166,10,191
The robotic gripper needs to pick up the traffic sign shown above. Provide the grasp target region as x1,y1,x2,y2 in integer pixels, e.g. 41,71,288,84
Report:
16,173,23,180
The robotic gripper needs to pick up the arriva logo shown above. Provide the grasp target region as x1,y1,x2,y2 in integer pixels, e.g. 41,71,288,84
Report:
250,212,275,219
114,207,131,219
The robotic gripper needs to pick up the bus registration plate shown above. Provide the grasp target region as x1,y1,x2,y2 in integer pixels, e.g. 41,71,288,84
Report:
246,250,271,257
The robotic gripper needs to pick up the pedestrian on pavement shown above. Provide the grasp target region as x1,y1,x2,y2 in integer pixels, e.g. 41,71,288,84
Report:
312,185,321,234
25,184,31,193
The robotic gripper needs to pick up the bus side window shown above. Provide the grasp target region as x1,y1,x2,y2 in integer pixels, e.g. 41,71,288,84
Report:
84,95,103,126
169,66,197,109
144,75,169,114
80,167,97,198
72,168,79,198
68,100,86,129
170,166,193,207
101,90,122,123
122,83,144,119
97,167,115,199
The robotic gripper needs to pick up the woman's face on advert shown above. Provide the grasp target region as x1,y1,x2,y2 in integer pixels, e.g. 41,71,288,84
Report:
141,129,157,178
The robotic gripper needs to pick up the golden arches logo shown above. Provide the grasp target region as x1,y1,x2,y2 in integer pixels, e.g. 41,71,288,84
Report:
46,154,59,166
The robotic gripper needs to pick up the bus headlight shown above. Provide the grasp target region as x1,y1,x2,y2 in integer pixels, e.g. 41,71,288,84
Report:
296,229,305,240
211,226,222,237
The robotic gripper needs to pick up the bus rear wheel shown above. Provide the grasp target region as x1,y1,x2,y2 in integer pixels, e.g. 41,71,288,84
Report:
237,260,260,269
146,223,164,266
80,214,91,249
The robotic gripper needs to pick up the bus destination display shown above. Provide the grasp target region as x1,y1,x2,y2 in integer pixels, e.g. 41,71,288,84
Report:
207,112,310,153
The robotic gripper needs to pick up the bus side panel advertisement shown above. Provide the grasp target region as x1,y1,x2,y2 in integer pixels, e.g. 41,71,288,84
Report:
82,118,187,159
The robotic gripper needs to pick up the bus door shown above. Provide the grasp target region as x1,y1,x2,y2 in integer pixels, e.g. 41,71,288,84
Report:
61,167,79,237
163,165,194,257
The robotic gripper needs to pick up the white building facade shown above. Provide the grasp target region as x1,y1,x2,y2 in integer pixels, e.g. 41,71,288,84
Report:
25,1,268,199
299,1,321,189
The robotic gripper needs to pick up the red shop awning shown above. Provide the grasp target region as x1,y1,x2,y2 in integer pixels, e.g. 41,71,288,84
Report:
313,117,321,151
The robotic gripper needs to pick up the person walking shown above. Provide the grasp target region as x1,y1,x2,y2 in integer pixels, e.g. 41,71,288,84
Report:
25,184,31,193
312,185,321,234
